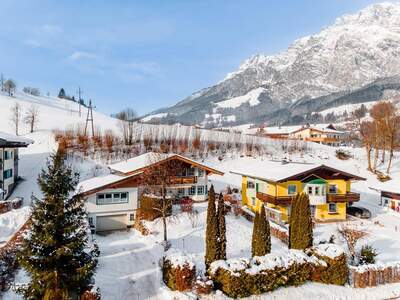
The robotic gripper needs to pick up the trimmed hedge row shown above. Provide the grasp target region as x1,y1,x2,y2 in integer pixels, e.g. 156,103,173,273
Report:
210,244,347,298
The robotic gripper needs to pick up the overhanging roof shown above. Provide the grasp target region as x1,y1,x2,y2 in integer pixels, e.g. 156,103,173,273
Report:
0,132,33,148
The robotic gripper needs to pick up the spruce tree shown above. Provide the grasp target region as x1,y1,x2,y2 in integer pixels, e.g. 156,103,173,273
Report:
17,151,99,299
58,88,66,99
251,205,271,257
289,193,313,250
205,185,218,270
217,192,226,260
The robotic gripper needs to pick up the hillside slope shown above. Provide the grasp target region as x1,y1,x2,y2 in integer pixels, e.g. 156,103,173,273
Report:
144,2,400,127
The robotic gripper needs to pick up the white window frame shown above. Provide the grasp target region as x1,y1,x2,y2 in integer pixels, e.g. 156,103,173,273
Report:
197,185,205,195
328,203,337,213
288,185,297,195
188,186,196,196
96,192,129,205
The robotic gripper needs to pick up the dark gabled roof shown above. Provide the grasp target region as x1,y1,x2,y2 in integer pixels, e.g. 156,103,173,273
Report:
0,132,33,148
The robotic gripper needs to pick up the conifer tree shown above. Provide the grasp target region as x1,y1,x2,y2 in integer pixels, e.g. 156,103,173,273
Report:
217,192,226,260
205,185,218,270
17,150,99,299
289,193,313,250
251,205,271,256
58,88,66,99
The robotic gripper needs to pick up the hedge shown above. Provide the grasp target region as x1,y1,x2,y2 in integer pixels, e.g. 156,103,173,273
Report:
136,194,172,221
162,249,196,291
210,244,347,298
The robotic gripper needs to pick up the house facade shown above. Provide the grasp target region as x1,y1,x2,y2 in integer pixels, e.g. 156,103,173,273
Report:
234,164,365,224
0,132,33,200
372,181,400,213
77,152,223,232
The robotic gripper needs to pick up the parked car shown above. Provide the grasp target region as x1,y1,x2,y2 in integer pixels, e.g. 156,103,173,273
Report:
347,206,371,219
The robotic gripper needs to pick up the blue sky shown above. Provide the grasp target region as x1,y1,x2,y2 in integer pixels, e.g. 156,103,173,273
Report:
0,0,382,116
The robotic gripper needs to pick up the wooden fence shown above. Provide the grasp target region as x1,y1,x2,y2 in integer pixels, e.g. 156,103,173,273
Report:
349,262,400,288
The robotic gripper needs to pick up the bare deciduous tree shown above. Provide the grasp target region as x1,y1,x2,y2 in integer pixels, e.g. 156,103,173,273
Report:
141,152,184,250
338,224,368,265
24,105,39,133
10,103,22,135
116,108,138,145
4,79,16,96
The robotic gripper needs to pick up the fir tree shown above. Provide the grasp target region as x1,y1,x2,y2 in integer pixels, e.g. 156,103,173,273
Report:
58,88,66,99
205,185,218,270
289,193,313,250
217,192,226,260
17,150,99,299
251,205,271,257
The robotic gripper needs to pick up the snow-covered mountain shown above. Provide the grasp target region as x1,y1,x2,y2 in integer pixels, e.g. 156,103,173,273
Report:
145,2,400,127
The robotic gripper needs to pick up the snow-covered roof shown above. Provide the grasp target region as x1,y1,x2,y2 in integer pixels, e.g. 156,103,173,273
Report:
76,173,141,194
370,180,400,195
0,132,33,147
108,152,224,175
265,124,344,135
231,162,364,182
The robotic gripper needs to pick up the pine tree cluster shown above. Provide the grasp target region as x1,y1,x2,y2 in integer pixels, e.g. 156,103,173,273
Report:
289,193,313,250
17,150,99,299
251,205,271,257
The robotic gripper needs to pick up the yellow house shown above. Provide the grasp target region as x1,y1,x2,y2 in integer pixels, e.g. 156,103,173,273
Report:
233,164,365,224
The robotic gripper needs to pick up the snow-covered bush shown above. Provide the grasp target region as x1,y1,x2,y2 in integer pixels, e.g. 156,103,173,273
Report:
0,247,18,291
193,275,213,295
309,244,348,285
358,245,378,265
210,245,347,298
162,249,196,292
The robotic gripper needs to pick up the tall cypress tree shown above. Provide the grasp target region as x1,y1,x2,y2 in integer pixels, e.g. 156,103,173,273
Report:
217,192,226,260
289,193,313,250
17,151,99,299
251,205,271,256
205,185,218,270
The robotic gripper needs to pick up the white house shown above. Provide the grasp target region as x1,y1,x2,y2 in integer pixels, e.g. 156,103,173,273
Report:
371,180,400,213
77,152,224,232
0,132,33,200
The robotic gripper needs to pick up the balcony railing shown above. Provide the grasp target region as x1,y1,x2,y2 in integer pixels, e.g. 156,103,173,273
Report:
257,191,360,204
170,176,197,185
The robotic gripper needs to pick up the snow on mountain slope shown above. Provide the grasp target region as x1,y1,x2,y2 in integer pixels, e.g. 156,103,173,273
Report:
148,2,400,127
0,91,118,134
214,87,264,109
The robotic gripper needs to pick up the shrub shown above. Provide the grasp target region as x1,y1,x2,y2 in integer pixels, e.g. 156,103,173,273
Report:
359,245,378,265
137,194,172,221
193,276,213,295
80,287,101,300
335,149,352,160
289,193,313,250
163,250,196,291
180,198,193,213
0,248,18,291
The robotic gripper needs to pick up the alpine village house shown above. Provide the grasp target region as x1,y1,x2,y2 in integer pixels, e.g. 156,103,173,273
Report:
0,132,33,200
234,163,365,224
77,152,224,232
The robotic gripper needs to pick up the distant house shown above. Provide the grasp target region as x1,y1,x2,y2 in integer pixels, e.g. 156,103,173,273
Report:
232,163,365,224
371,181,400,213
0,132,33,200
263,124,345,146
77,152,224,232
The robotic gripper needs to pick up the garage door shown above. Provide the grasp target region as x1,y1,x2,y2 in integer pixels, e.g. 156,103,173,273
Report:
96,214,127,231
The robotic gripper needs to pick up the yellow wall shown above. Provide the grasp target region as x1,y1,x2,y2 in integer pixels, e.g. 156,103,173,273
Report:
315,202,346,220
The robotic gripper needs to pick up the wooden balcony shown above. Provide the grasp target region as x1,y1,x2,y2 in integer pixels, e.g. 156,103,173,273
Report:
305,137,340,143
256,192,293,205
170,176,197,185
326,192,360,203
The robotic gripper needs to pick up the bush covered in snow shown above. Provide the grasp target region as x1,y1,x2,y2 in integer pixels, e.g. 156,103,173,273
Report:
309,244,348,285
162,249,196,292
209,244,347,298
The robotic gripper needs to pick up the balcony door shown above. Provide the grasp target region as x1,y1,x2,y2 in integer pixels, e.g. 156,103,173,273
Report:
303,178,327,205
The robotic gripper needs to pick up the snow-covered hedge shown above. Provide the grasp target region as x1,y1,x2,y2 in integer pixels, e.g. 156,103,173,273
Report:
349,261,400,288
162,249,196,291
210,244,347,298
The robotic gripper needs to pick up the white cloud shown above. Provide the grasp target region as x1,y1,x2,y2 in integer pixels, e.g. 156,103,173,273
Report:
69,51,98,61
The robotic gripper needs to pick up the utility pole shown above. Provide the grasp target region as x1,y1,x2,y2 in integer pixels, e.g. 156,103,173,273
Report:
77,86,83,117
84,99,95,138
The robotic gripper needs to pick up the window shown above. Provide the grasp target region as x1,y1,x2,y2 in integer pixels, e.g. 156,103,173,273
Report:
328,203,337,213
307,186,313,195
205,185,208,194
197,185,205,195
251,197,256,206
178,188,185,196
322,186,326,196
256,183,259,192
4,150,13,160
189,186,196,195
315,186,320,196
247,181,255,189
288,185,297,195
329,184,338,194
130,214,135,221
198,169,205,177
187,168,195,176
3,169,13,179
88,217,94,227
96,192,129,205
